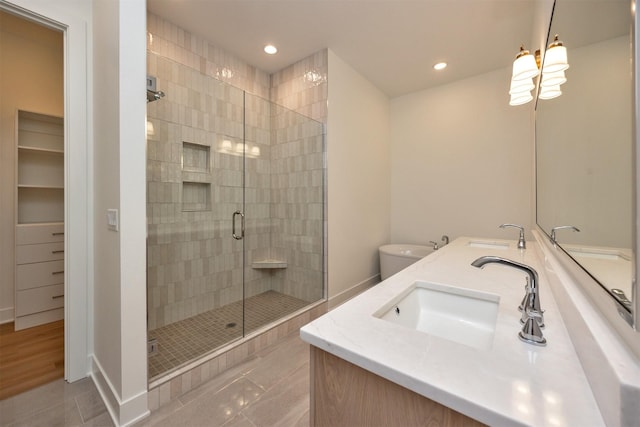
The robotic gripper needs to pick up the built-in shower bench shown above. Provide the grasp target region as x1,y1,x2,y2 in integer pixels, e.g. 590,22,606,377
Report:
251,259,288,269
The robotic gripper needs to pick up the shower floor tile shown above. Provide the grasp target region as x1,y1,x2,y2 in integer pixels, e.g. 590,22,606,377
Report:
148,291,310,380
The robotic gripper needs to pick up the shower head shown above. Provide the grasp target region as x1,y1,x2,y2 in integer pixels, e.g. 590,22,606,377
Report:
147,89,165,103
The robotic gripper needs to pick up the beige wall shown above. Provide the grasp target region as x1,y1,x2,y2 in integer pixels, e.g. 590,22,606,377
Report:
327,49,391,304
390,68,532,244
0,11,63,324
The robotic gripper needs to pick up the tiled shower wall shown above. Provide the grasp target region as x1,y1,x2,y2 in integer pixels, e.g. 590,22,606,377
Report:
270,51,328,303
147,13,328,330
270,50,328,123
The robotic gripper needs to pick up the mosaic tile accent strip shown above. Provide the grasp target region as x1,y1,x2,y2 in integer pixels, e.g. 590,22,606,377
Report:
148,290,311,380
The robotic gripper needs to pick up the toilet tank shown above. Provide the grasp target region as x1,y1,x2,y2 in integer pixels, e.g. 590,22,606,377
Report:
379,244,434,281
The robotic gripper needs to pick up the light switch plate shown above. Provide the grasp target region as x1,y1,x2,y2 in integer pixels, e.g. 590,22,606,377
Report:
107,209,119,231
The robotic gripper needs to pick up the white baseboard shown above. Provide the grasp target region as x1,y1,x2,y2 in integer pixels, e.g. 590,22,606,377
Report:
0,307,14,324
90,355,149,427
328,274,380,310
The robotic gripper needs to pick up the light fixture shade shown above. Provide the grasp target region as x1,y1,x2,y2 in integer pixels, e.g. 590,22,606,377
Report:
540,70,567,87
542,36,569,74
509,91,533,106
512,51,540,81
509,78,535,94
539,84,562,100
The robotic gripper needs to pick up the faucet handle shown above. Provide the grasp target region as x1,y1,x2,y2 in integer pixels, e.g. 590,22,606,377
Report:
499,223,526,249
429,240,439,250
518,277,530,312
519,307,547,346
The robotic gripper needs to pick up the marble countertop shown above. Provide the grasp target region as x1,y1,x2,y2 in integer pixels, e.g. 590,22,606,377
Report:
300,236,604,426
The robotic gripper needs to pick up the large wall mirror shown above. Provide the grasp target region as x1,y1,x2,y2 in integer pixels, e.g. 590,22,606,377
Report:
536,0,634,319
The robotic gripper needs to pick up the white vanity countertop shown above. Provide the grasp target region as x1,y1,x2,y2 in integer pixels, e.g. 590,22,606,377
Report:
300,236,604,427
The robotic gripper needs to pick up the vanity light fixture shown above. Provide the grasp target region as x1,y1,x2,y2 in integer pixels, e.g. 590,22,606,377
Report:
512,47,539,80
509,46,540,106
538,84,563,100
509,35,569,105
542,35,569,73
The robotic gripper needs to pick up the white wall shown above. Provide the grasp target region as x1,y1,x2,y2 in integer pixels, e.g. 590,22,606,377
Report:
327,49,391,305
92,0,121,396
390,68,532,244
92,0,148,424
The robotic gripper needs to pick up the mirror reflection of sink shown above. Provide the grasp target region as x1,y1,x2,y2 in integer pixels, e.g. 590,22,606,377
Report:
467,240,510,250
374,281,500,350
566,247,631,262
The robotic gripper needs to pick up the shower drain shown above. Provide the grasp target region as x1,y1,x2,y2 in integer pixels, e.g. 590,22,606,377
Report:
225,322,237,328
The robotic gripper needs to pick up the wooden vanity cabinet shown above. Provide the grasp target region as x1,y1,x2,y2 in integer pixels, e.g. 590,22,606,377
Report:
310,346,486,427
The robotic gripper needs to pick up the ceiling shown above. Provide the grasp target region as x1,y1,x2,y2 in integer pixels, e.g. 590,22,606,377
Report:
147,0,542,97
147,0,631,98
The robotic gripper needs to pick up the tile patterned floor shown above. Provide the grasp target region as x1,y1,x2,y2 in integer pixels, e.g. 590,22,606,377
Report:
139,332,310,426
0,375,112,426
148,291,311,380
0,331,311,427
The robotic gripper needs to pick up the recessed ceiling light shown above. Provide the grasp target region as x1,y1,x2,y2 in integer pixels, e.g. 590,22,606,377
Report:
264,45,278,55
433,62,447,71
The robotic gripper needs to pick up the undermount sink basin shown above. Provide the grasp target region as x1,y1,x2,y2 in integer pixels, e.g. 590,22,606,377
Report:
374,281,500,350
467,240,510,250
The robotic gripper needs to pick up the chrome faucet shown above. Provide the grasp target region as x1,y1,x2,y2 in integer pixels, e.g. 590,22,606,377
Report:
429,241,439,250
499,224,526,249
550,225,580,246
471,256,546,346
441,235,449,246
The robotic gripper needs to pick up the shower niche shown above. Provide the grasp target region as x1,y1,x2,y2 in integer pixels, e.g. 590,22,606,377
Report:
146,53,325,381
181,142,211,212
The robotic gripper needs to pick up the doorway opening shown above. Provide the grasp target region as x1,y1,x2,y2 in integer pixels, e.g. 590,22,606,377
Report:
0,10,65,400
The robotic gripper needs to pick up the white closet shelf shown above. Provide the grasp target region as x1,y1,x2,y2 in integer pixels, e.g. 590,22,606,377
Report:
18,145,64,154
18,184,64,189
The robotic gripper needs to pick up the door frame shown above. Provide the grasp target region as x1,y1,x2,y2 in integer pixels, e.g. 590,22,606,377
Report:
1,0,91,382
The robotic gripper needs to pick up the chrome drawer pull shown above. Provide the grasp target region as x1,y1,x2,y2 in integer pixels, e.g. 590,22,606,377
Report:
52,271,64,275
52,232,64,236
52,295,64,299
51,250,64,254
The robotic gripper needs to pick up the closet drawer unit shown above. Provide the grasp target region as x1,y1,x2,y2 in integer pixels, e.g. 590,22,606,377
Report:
15,308,64,331
16,260,64,291
16,223,64,245
16,242,64,264
15,283,64,316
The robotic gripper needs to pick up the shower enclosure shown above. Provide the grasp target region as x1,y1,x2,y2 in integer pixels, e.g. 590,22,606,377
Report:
146,53,325,380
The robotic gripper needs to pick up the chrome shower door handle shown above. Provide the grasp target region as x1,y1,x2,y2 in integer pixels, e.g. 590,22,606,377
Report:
232,210,245,240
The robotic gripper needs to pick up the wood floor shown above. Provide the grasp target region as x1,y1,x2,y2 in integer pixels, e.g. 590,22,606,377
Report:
0,320,64,400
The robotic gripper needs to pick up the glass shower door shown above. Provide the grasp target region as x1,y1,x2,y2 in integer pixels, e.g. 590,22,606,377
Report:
146,52,247,380
241,93,325,336
210,83,246,346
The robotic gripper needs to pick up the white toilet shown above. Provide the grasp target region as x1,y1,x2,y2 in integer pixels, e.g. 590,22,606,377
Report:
378,244,435,280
